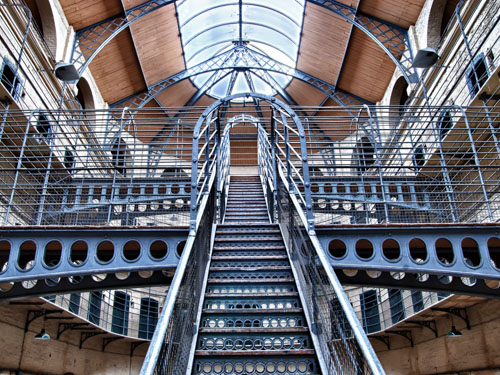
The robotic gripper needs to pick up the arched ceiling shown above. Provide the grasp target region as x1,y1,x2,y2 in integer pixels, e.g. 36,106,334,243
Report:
59,0,427,111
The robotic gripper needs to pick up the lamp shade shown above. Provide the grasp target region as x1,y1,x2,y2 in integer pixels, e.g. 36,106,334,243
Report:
446,325,462,337
34,328,51,340
412,48,439,68
54,62,79,82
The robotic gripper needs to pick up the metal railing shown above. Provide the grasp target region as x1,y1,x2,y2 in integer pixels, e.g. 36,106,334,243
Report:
275,168,384,375
298,105,500,225
141,186,216,374
0,108,205,226
344,286,450,336
47,286,167,340
140,103,231,374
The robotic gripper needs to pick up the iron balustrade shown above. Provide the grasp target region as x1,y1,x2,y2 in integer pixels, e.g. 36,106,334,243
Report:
295,105,500,226
0,108,203,227
141,179,216,375
276,177,384,375
141,103,231,374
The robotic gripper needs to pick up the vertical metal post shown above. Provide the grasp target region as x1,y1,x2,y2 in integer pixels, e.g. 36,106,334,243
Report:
4,110,36,225
458,105,493,221
215,114,222,222
366,106,390,223
282,115,292,189
36,114,57,225
0,99,11,141
270,110,278,221
480,98,500,157
204,115,211,193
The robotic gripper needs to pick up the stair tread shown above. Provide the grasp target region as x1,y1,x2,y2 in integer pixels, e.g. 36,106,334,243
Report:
205,292,298,298
211,256,287,261
194,349,315,356
202,308,304,314
209,266,291,271
198,327,309,333
207,278,295,284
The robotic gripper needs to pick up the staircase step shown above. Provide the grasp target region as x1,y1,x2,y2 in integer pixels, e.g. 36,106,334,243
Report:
202,308,304,314
198,327,308,334
207,278,295,284
209,266,291,272
205,292,298,298
193,175,318,373
212,254,288,260
195,349,315,357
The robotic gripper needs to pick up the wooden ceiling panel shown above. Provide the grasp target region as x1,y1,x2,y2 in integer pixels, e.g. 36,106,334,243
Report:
155,79,197,108
336,29,394,104
121,0,150,10
129,5,185,86
358,0,426,29
286,79,326,109
59,0,123,31
88,31,146,104
297,2,357,85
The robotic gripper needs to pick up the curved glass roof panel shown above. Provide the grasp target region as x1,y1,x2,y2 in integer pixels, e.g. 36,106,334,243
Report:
177,0,305,100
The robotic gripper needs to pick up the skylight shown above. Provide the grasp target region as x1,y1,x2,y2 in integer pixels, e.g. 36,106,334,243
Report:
176,0,305,100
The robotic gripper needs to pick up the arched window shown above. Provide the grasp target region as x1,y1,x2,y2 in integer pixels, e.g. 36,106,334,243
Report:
353,136,375,173
111,138,128,175
0,58,22,100
68,293,81,314
111,291,130,335
64,148,75,170
36,112,51,139
139,297,159,339
389,76,409,126
76,78,95,110
467,53,489,97
413,144,426,172
24,0,58,58
438,109,453,138
360,290,380,333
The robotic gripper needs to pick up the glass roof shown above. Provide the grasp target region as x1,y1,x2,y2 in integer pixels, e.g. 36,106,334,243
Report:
176,0,305,99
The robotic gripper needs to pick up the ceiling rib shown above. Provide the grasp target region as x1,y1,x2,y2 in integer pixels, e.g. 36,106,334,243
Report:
109,46,372,112
68,0,417,86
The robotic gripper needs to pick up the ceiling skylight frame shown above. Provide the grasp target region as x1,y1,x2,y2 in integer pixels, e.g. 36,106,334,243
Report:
176,0,305,100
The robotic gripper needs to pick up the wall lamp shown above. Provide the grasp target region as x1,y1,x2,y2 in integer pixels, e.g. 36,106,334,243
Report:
54,62,79,82
411,48,440,68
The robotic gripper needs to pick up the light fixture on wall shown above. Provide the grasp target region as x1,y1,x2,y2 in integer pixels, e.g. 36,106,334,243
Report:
54,62,79,82
34,311,51,340
446,314,462,337
446,325,462,337
34,328,51,340
411,48,440,68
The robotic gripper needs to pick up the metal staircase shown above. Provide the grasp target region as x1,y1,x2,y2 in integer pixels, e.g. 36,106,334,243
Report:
192,176,321,374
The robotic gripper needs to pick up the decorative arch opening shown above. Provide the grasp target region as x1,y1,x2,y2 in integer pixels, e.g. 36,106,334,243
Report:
389,76,409,126
25,0,58,58
76,77,95,110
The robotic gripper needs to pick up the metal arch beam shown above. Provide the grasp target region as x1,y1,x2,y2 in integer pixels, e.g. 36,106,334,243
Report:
110,47,373,111
71,0,175,75
70,0,417,84
306,0,418,83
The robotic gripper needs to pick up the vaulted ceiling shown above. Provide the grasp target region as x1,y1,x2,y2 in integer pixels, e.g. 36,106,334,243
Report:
59,0,429,112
